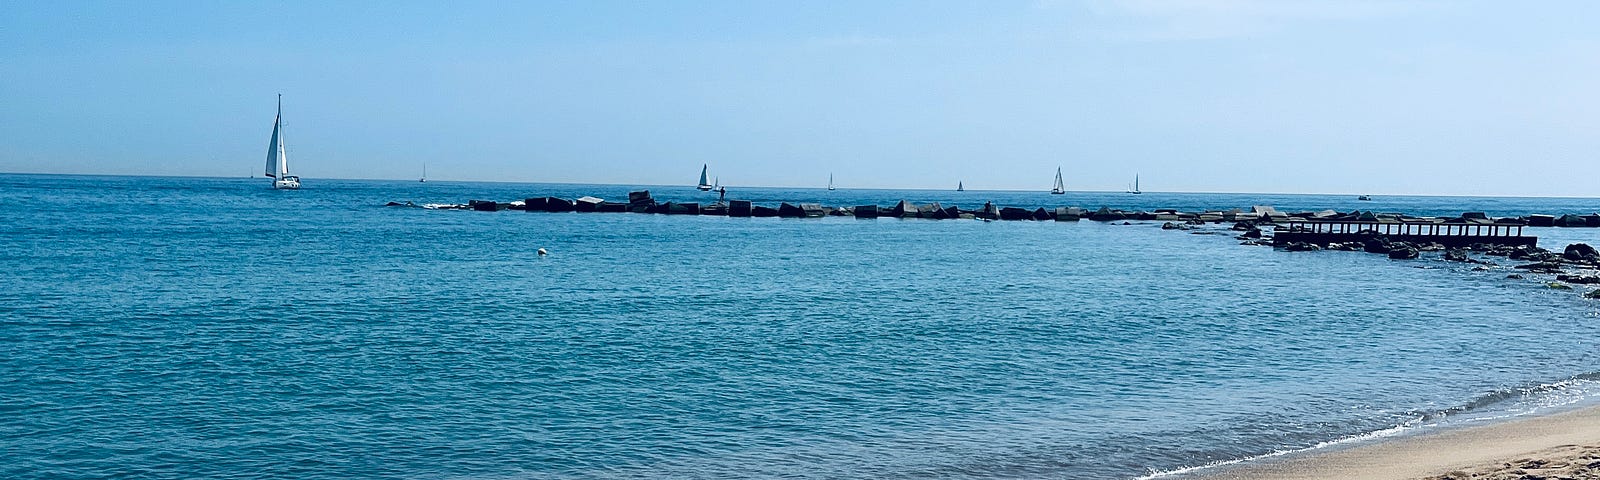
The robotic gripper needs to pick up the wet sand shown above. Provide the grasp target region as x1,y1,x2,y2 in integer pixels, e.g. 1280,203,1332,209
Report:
1188,404,1600,480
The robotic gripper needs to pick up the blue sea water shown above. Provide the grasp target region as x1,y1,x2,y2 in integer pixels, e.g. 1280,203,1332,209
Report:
2,173,1599,479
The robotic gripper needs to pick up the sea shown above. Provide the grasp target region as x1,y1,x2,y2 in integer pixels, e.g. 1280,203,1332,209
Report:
3,173,1598,479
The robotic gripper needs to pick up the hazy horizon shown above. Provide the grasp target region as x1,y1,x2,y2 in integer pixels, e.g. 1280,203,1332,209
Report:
4,1,1598,197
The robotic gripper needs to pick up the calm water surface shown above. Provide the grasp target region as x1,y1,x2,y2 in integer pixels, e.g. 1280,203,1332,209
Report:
2,174,1598,479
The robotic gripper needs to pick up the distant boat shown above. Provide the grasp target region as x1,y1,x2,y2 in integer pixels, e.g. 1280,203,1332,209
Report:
827,173,835,191
697,164,713,191
264,94,300,190
713,176,720,190
1050,167,1066,194
1358,195,1372,201
957,181,964,192
420,163,427,183
1127,174,1141,194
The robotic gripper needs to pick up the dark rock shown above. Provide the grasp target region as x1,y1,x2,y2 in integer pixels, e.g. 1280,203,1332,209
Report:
853,205,879,219
1461,212,1488,220
665,202,700,215
1563,243,1599,262
527,197,574,212
574,196,603,212
1033,207,1053,221
1443,249,1472,263
729,200,754,217
1054,207,1080,221
999,207,1033,221
1586,214,1600,227
1161,222,1183,230
701,203,728,216
469,200,501,211
943,205,961,219
1556,274,1600,285
1527,214,1556,227
627,190,654,206
1557,214,1589,227
1363,238,1393,254
751,205,779,217
1587,289,1600,299
1088,207,1126,222
891,200,917,218
1388,245,1420,259
799,203,826,218
1231,221,1256,231
596,202,628,213
1514,261,1564,273
1506,274,1525,279
1241,227,1263,239
1283,242,1321,252
777,203,806,218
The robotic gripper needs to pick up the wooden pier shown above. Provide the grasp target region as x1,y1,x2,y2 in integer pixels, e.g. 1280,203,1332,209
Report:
1273,219,1537,248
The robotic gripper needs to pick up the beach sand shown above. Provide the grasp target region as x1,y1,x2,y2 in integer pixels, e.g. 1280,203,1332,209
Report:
1188,404,1600,480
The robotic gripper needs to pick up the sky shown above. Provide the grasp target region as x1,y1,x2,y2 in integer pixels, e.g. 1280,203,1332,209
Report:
2,0,1597,196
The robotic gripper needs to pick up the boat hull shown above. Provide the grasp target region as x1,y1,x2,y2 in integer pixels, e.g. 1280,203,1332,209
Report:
274,177,300,190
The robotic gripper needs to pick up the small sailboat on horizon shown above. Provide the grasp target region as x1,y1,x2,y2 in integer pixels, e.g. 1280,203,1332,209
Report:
828,173,835,191
957,181,964,192
1050,167,1066,194
1127,174,1141,194
264,94,300,190
420,163,427,183
696,164,713,191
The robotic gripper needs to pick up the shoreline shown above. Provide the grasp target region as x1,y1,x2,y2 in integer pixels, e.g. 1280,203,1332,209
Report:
1174,402,1600,480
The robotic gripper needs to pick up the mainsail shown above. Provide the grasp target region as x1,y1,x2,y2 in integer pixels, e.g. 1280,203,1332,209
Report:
1051,167,1066,194
265,96,288,178
697,164,712,190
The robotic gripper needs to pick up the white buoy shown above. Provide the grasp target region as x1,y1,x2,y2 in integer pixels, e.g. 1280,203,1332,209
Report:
537,248,548,256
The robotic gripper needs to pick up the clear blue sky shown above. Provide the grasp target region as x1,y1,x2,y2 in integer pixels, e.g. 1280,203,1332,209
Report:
3,1,1597,196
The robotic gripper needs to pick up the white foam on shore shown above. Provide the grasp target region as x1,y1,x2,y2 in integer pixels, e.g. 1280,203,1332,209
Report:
1137,376,1600,480
1134,420,1422,480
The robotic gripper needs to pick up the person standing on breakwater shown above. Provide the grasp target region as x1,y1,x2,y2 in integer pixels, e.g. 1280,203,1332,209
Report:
718,186,726,200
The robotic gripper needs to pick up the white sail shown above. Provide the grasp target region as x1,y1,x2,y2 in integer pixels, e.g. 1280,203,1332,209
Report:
265,111,282,178
697,164,712,190
1051,167,1066,194
828,173,834,190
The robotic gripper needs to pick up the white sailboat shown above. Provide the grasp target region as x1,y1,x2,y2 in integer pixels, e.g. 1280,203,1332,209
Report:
1050,167,1066,194
827,173,835,191
264,94,300,190
420,163,426,183
1127,175,1142,194
696,164,713,191
957,181,964,192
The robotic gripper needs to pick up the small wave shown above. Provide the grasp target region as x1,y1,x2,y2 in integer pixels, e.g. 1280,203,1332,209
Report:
1137,374,1600,479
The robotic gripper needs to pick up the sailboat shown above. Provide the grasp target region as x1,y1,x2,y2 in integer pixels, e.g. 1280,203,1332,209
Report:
264,94,300,190
420,163,426,183
696,164,713,191
1127,175,1142,194
828,173,835,191
1050,167,1066,194
957,181,964,192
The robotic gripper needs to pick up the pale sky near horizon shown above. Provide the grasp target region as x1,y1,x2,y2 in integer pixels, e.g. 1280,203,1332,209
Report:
2,1,1597,196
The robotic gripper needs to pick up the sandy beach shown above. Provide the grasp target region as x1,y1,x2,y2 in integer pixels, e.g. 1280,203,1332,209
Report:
1187,404,1600,480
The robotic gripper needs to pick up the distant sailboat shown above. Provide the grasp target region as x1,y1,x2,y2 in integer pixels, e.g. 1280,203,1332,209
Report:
1127,174,1141,194
420,163,427,183
1050,167,1066,194
827,173,835,191
957,181,964,192
264,94,300,190
697,164,713,191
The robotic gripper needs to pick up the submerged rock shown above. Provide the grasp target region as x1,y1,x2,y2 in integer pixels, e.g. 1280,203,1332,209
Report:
1388,245,1420,259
